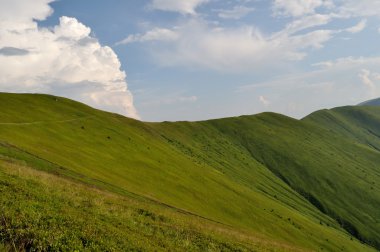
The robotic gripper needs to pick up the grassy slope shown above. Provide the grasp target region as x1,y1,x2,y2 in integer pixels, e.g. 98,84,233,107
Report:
0,155,268,251
301,106,380,245
206,112,380,248
0,93,376,251
305,106,380,151
155,111,380,248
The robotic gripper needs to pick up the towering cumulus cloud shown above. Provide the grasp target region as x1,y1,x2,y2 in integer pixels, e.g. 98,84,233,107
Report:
0,0,139,119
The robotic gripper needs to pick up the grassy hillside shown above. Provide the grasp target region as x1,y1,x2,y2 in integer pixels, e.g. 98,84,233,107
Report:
205,112,380,248
305,106,380,151
0,93,378,251
0,153,265,251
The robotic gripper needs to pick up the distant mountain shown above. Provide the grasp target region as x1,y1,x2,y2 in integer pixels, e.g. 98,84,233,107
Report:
0,93,380,251
359,97,380,106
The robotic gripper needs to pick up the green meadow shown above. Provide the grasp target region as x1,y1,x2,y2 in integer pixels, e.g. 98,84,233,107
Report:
0,93,379,251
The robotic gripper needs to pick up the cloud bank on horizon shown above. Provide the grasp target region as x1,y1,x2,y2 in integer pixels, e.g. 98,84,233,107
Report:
0,0,138,119
1,0,380,121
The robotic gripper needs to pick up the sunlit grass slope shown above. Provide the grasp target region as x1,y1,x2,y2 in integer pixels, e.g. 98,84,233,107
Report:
305,106,380,151
0,93,377,251
0,156,269,251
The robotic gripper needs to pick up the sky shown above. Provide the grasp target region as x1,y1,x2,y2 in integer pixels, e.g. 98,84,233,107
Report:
1,0,380,121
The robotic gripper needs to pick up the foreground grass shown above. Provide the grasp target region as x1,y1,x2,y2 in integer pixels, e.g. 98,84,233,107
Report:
1,158,291,251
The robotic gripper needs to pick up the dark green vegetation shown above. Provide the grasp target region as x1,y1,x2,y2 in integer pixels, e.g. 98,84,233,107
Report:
359,98,380,106
0,93,379,251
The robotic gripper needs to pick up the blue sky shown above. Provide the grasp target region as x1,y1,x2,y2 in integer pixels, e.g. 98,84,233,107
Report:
1,0,380,121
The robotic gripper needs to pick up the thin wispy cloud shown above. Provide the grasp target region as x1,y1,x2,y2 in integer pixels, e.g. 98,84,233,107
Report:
346,19,367,33
148,0,208,15
216,5,255,19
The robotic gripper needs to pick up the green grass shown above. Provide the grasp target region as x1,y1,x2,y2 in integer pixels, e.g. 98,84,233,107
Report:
301,107,380,246
206,112,380,248
152,112,380,248
0,93,378,251
0,159,269,251
305,106,380,151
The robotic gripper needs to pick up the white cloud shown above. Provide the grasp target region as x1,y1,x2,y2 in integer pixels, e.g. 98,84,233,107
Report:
281,14,331,34
148,0,208,15
216,5,255,19
358,68,380,97
0,0,54,29
116,28,179,45
0,0,138,119
119,0,380,76
259,95,271,106
127,19,333,72
313,56,380,72
337,0,380,18
239,55,380,118
273,0,333,17
272,0,380,19
359,69,375,89
346,19,367,33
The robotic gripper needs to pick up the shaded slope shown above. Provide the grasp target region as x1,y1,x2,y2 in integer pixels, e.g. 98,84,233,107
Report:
206,112,380,248
0,93,377,251
359,98,380,106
